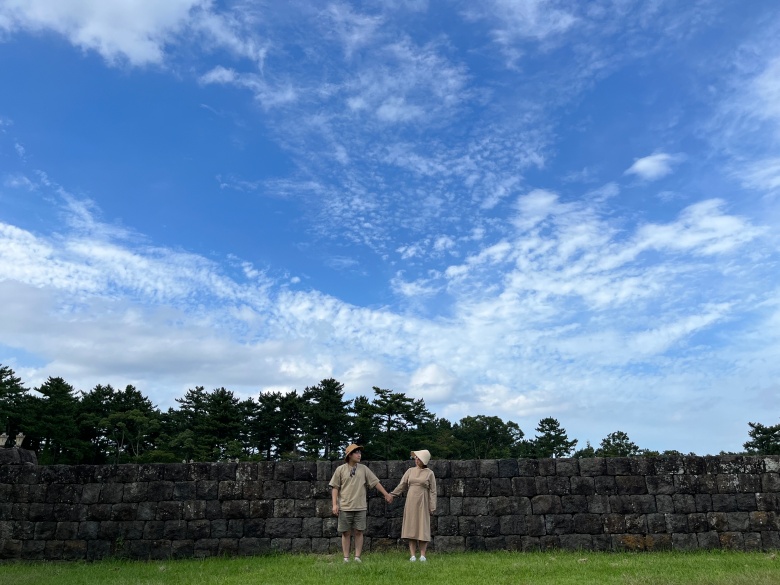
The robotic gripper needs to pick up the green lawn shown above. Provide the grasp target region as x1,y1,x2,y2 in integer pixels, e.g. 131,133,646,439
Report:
0,551,777,585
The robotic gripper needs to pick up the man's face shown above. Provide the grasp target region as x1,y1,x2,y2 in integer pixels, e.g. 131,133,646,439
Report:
348,450,362,464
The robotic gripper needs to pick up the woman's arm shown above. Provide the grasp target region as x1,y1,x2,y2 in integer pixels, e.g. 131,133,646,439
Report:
391,468,411,496
428,471,437,513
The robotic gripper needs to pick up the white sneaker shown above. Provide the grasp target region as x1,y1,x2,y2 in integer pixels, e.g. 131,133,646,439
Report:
343,558,349,563
410,556,416,562
419,556,427,562
354,557,362,563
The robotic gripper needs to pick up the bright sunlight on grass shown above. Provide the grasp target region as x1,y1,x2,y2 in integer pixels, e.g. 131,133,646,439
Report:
1,550,778,585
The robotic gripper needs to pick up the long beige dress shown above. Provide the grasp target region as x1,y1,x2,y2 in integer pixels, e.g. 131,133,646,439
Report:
392,467,437,541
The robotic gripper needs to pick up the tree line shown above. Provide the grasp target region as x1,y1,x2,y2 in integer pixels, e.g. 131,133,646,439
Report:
1,364,776,465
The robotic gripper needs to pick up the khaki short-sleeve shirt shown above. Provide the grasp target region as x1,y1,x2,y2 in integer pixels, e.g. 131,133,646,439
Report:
329,463,380,511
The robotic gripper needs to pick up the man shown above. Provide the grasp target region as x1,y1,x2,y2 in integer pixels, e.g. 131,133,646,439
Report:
329,443,393,563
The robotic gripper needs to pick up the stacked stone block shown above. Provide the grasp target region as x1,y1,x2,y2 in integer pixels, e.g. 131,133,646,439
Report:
1,455,778,560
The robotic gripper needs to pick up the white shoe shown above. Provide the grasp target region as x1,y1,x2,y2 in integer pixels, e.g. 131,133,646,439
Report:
354,557,362,563
343,558,349,563
419,556,426,562
410,556,416,562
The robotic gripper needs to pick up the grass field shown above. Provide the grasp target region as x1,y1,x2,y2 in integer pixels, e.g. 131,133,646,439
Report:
0,551,777,585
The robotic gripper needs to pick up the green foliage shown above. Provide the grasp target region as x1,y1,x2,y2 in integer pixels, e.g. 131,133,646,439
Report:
529,417,578,458
0,364,30,438
348,394,376,452
369,387,434,460
573,440,596,458
595,430,641,457
301,378,351,460
743,420,780,455
451,415,525,459
32,377,85,464
79,384,161,464
167,386,245,461
1,362,733,463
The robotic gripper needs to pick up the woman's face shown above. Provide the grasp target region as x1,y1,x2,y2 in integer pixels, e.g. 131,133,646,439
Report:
414,455,424,468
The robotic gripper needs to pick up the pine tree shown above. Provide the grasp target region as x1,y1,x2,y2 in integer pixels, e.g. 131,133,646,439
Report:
531,417,578,458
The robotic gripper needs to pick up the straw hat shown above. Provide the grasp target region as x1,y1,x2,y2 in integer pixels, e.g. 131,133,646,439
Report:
411,449,431,465
344,444,364,460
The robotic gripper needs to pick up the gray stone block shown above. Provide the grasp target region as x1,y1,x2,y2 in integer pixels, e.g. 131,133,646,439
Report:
172,481,196,501
595,476,617,495
512,476,537,496
560,495,588,514
156,501,182,521
616,476,646,495
434,536,465,552
450,461,477,478
531,495,561,515
687,512,709,533
545,514,573,535
573,513,602,534
86,539,112,561
606,458,632,476
170,539,194,558
517,459,539,477
498,459,518,478
221,500,249,519
490,478,512,496
548,476,572,495
571,476,595,495
672,532,698,551
265,517,302,538
478,459,498,478
559,533,592,551
462,497,489,515
578,458,606,477
712,494,737,512
194,538,219,557
719,531,744,550
464,478,490,496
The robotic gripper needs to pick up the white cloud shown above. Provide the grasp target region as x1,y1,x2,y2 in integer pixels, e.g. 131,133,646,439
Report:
324,3,383,60
0,188,777,453
409,363,457,403
376,97,423,122
634,199,764,256
624,152,684,181
751,56,780,125
737,157,780,194
3,174,36,190
200,65,237,85
0,0,207,66
489,0,577,42
0,0,267,68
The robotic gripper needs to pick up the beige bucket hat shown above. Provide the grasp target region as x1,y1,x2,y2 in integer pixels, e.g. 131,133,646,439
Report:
411,449,431,465
344,443,364,460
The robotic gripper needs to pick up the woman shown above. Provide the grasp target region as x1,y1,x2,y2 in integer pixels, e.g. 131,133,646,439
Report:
391,449,437,562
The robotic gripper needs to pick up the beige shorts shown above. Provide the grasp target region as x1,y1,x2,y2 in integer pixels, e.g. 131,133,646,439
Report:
338,510,367,533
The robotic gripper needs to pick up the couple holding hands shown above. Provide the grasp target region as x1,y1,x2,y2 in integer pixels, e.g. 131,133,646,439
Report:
329,444,437,563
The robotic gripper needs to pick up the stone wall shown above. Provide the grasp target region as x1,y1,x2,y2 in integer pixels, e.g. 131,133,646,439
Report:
1,455,779,560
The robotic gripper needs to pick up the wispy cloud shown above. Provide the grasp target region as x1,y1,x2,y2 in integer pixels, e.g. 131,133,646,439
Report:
1,152,778,455
624,152,684,181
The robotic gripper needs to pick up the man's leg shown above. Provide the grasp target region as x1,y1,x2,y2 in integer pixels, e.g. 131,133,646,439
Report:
353,530,364,559
341,530,352,560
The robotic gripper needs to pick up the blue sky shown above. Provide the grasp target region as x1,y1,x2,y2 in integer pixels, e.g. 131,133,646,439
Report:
1,0,779,455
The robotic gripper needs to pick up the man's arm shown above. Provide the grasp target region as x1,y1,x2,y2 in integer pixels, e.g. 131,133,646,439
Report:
331,487,340,516
374,482,393,504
